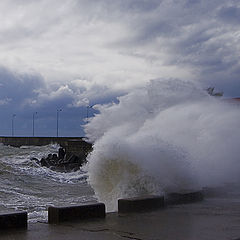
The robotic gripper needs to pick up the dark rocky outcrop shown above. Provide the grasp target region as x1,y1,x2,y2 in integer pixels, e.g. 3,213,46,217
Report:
32,147,88,172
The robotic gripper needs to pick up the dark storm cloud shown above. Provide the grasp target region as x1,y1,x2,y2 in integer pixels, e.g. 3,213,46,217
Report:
0,66,122,136
0,65,122,116
2,0,239,97
77,0,162,15
110,0,240,96
218,6,240,24
110,0,162,13
0,66,44,108
0,0,240,136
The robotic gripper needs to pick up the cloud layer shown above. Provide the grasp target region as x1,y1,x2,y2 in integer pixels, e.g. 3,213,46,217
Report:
0,0,239,135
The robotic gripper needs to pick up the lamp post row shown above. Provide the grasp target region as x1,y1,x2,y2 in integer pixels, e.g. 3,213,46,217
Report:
12,110,63,137
11,105,93,137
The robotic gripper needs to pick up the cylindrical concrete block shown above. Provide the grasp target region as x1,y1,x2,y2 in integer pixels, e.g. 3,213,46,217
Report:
48,203,106,224
118,195,165,213
0,211,28,229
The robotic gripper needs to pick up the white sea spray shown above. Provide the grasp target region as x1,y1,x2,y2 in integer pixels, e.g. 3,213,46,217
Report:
85,79,240,211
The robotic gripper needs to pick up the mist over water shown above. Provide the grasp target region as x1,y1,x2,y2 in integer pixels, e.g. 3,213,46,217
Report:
85,79,240,211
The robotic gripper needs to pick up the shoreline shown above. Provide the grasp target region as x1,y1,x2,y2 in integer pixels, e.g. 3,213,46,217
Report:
1,193,240,240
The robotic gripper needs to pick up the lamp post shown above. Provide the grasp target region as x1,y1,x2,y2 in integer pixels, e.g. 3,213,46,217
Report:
32,112,37,137
12,114,16,136
56,109,62,137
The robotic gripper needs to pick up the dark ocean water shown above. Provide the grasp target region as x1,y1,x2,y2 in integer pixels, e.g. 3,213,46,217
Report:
0,144,96,222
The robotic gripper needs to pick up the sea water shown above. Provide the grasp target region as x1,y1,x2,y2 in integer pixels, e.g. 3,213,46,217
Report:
0,144,95,222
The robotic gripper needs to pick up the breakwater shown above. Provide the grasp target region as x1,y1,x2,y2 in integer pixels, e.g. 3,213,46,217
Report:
0,136,84,148
0,192,203,228
0,136,92,160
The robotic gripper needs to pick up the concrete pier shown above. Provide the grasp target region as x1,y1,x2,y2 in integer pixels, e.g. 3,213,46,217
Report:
0,136,92,159
0,211,27,229
166,190,204,205
48,203,106,224
0,136,88,148
65,139,92,158
118,195,164,213
1,195,240,239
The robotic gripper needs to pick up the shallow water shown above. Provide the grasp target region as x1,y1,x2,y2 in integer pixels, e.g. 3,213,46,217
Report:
0,144,96,222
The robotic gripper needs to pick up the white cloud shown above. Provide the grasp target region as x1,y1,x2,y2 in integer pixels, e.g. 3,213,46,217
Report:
37,85,73,101
0,0,240,136
0,0,239,103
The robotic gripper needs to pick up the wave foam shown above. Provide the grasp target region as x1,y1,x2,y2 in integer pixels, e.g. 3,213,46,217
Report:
85,79,240,211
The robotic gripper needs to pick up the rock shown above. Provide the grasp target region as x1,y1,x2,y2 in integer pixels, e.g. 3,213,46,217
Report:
30,157,40,164
58,147,65,159
52,154,58,161
40,158,51,168
35,148,88,172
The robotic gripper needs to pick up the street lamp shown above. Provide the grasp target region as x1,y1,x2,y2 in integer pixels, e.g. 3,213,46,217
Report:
32,112,37,137
56,109,62,137
11,114,16,136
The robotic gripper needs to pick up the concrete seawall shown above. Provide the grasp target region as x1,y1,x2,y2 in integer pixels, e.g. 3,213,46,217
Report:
2,196,240,240
1,188,240,239
0,136,84,147
0,136,93,157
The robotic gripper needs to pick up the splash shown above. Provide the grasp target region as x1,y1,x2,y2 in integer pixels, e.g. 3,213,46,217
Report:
85,79,240,211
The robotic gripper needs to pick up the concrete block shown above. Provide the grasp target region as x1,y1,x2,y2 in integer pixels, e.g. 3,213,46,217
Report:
202,186,228,198
0,211,27,229
118,195,165,213
166,190,204,205
48,203,106,224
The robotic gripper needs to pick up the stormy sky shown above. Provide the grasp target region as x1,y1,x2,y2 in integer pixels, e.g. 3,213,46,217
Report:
0,0,239,137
